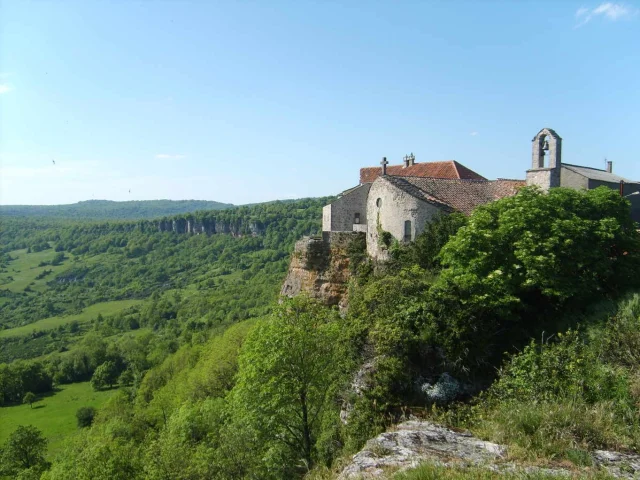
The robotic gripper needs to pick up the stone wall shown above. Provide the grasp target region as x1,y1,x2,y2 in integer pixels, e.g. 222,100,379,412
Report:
526,167,560,192
323,184,371,232
560,166,589,190
366,177,444,260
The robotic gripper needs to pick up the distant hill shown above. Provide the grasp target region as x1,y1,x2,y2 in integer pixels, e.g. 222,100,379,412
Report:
0,199,235,220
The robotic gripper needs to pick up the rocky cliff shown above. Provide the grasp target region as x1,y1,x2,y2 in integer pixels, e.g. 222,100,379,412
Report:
280,232,365,310
154,217,264,236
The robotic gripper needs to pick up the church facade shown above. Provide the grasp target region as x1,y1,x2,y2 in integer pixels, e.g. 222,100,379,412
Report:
322,128,640,260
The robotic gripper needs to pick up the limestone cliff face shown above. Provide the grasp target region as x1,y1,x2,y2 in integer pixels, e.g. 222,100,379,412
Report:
280,232,364,310
155,218,264,236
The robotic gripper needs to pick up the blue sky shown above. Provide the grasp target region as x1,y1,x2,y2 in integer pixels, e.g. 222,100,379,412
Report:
1,0,639,205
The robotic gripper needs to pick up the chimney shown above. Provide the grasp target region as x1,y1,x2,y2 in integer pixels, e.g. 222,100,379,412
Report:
607,160,613,173
381,157,388,176
402,153,416,168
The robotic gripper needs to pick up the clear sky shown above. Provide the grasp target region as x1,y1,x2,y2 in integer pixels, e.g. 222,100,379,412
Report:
1,1,639,205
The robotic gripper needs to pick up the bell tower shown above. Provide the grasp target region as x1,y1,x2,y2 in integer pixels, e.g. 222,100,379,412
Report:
526,128,562,191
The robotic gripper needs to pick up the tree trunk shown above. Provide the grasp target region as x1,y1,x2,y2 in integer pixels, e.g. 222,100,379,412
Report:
300,390,312,470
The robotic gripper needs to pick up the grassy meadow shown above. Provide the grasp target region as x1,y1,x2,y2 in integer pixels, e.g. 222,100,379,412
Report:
0,299,143,338
0,248,74,293
0,381,119,454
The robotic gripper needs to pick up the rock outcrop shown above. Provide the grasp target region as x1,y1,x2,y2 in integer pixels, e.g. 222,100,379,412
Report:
155,217,264,236
280,232,364,310
339,421,640,479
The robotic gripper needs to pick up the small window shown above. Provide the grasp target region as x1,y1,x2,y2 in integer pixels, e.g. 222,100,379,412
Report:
354,213,360,224
404,220,412,242
376,198,382,208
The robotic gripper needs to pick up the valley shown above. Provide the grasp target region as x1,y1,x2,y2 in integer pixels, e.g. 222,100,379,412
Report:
1,189,639,480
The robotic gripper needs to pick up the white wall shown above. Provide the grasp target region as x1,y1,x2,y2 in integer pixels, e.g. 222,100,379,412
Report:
366,177,444,259
322,184,371,232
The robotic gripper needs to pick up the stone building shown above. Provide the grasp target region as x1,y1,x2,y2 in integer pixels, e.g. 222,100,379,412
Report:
322,127,640,260
526,128,640,220
323,156,523,260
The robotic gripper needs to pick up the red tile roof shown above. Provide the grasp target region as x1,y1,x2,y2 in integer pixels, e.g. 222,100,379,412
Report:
384,176,525,215
360,160,486,184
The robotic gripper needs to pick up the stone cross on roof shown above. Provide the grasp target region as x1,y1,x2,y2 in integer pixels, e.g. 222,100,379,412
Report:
381,156,388,176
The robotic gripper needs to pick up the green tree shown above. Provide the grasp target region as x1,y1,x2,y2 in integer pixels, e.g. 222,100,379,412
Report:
1,425,48,476
117,368,134,386
76,406,96,428
51,252,66,266
427,186,640,372
402,212,467,270
23,391,37,409
90,361,118,391
228,296,342,477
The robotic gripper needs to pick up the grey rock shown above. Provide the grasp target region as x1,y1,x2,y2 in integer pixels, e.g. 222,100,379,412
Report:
340,356,383,425
338,421,640,479
339,421,506,479
593,450,640,479
420,373,462,404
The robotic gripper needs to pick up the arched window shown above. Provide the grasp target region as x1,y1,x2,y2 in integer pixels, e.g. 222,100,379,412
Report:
404,220,412,242
354,213,360,224
376,198,382,208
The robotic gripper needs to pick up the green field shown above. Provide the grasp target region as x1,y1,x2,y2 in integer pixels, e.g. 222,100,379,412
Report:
0,248,74,293
0,299,143,338
0,382,119,454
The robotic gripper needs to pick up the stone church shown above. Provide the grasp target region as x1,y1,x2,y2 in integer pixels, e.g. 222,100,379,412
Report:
322,128,640,260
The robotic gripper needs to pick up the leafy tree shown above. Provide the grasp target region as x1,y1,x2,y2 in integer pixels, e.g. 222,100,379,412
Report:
23,391,37,409
1,425,48,476
228,296,342,477
426,186,640,372
118,368,134,387
42,428,142,480
51,252,66,266
91,361,118,391
397,212,467,270
76,406,96,428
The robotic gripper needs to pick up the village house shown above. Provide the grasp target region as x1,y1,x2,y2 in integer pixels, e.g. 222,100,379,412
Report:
322,128,640,260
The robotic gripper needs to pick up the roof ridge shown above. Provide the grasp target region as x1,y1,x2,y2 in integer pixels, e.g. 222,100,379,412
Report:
563,163,607,172
451,160,462,179
451,160,487,181
360,159,457,168
392,175,489,183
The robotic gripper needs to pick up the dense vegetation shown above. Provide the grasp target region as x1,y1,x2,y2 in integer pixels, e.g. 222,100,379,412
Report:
1,187,639,479
0,198,327,409
0,199,234,220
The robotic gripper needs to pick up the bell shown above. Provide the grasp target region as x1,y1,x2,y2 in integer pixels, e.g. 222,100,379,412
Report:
542,140,550,151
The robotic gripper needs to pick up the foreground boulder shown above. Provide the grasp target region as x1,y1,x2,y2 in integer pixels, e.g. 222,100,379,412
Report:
339,421,640,479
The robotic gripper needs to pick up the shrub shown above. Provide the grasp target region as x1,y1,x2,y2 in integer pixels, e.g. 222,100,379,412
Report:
23,391,37,408
488,330,630,407
76,406,96,428
601,294,640,369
